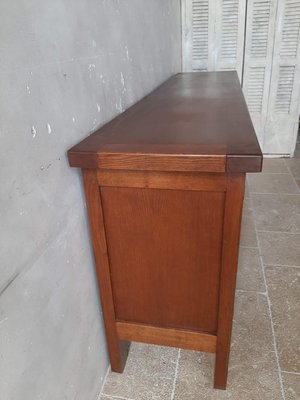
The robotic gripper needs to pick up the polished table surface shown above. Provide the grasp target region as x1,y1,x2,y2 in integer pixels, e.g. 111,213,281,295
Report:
68,72,262,172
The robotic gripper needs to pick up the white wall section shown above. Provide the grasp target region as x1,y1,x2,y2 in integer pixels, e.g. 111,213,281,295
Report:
0,2,181,399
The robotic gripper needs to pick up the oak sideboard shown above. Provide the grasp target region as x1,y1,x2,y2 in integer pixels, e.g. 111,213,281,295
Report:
68,72,262,389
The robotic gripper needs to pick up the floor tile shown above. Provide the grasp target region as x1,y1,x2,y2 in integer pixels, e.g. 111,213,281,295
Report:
252,194,300,233
294,139,300,158
257,232,300,266
296,179,300,190
265,266,300,373
285,158,300,179
282,372,300,400
101,343,177,400
262,158,289,173
247,173,299,194
174,292,281,399
294,149,300,159
237,247,265,292
100,396,131,400
240,199,257,247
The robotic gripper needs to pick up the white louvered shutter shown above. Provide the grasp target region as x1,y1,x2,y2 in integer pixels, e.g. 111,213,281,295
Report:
182,0,246,77
242,0,278,149
263,0,300,154
182,0,215,71
214,0,246,79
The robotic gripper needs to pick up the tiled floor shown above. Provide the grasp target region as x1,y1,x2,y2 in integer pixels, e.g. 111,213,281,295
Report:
99,143,300,399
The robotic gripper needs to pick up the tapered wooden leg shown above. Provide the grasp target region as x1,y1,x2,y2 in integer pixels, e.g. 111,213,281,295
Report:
82,168,130,372
214,173,245,389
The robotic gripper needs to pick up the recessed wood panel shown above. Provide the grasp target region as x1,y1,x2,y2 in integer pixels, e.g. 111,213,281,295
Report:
101,186,225,333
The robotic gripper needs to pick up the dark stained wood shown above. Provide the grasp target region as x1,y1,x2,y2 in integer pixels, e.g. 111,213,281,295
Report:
68,72,262,173
101,186,225,333
82,169,130,372
97,170,227,191
116,322,217,353
226,155,263,173
214,174,245,389
68,72,262,390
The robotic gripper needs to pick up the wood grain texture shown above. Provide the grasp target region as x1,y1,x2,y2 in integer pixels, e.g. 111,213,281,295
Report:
214,173,245,389
116,322,217,353
68,72,262,173
97,152,225,172
101,186,225,333
97,170,227,191
82,169,130,372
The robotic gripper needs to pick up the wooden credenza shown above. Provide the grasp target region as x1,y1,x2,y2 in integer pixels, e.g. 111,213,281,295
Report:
68,72,262,389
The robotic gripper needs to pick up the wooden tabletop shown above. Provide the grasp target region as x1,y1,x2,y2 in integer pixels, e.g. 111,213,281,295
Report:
68,72,262,173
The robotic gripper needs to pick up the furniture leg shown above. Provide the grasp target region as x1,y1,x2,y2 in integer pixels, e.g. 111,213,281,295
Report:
214,174,245,389
82,168,130,372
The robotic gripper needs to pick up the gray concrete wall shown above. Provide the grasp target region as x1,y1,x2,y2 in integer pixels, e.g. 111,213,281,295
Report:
0,1,181,399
